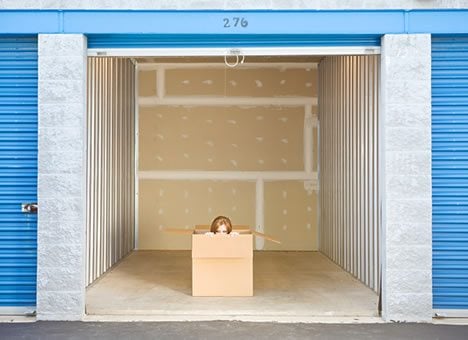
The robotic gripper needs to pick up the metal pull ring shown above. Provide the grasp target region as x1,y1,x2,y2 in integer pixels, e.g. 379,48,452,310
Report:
224,54,245,68
224,53,239,68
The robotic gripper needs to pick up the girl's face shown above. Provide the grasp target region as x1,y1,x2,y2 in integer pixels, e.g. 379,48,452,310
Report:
216,223,228,234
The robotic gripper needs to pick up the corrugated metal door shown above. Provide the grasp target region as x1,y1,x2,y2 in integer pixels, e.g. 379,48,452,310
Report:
0,36,37,314
432,36,468,313
87,34,381,49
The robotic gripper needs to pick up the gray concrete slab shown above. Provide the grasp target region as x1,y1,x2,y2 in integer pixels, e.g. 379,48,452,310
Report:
0,322,467,340
86,251,378,318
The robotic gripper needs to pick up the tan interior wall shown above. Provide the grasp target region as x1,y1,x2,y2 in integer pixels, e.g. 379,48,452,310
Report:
139,106,305,171
164,67,317,97
138,68,157,96
138,61,318,250
264,181,318,250
139,180,256,250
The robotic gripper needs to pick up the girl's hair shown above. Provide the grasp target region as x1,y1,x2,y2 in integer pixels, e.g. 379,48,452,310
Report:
210,215,233,234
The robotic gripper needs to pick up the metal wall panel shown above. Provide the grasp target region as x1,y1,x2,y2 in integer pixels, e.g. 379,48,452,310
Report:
432,36,468,311
0,36,37,311
86,57,136,286
318,55,380,291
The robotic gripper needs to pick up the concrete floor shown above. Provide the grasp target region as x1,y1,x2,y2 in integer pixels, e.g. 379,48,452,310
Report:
86,251,378,318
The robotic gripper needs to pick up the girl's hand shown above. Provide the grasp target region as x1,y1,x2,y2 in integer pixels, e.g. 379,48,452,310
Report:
205,232,215,237
230,231,240,237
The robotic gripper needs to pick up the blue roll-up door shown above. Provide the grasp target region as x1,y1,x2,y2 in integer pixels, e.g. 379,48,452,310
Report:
0,36,37,313
432,36,468,312
87,34,381,49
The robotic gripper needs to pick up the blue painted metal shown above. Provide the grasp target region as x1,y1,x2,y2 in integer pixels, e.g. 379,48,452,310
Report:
432,36,468,310
409,11,468,34
0,10,467,35
0,36,37,308
64,10,403,35
87,34,381,48
0,12,59,34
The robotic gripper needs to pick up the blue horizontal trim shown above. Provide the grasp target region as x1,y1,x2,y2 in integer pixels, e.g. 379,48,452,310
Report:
87,34,381,48
65,10,401,35
0,10,467,35
409,11,468,34
0,12,59,34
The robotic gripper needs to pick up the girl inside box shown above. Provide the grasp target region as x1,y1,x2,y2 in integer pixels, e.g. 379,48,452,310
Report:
205,215,239,237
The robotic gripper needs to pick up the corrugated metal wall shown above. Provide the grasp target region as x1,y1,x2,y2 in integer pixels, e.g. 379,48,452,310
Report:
0,36,37,310
432,36,468,311
86,58,136,286
318,55,380,291
87,34,381,49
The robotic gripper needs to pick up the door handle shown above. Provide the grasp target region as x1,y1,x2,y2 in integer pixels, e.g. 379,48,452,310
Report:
22,203,38,213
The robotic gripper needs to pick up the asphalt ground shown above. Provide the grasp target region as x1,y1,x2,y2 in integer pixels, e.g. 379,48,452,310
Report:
0,321,467,340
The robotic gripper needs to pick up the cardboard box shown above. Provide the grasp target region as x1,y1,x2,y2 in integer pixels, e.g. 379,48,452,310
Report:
192,226,253,297
165,225,279,297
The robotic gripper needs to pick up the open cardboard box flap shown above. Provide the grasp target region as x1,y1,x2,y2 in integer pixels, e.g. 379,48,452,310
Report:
164,225,281,244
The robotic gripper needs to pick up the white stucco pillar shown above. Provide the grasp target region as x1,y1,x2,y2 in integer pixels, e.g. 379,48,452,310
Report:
380,34,432,322
37,34,87,320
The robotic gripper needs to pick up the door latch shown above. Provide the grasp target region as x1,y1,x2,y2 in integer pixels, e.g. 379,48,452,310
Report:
22,203,38,213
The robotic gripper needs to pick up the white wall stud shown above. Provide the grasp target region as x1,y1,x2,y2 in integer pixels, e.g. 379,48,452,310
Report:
156,66,165,98
255,179,265,250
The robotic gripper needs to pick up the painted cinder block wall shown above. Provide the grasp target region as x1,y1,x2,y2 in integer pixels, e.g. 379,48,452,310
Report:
380,34,432,322
37,34,87,321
